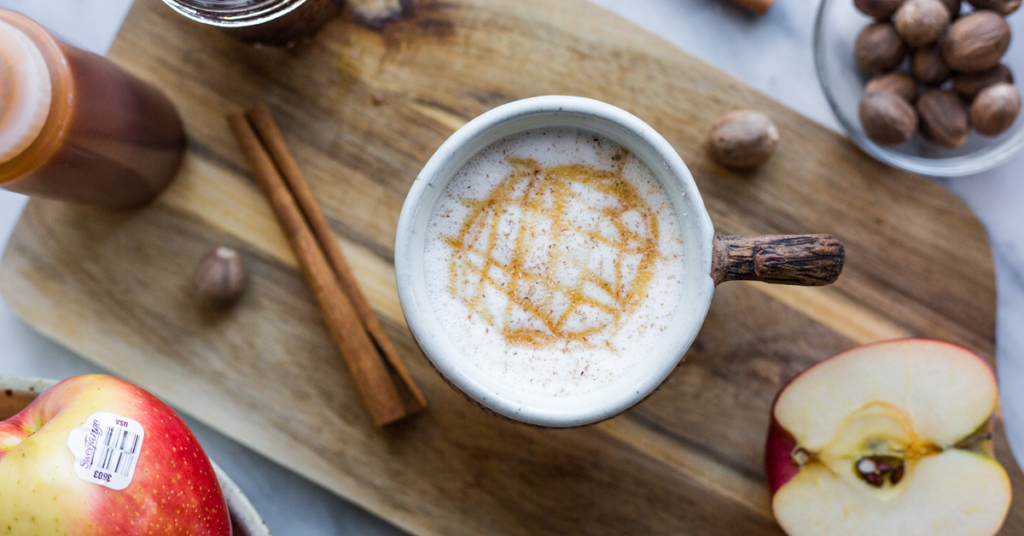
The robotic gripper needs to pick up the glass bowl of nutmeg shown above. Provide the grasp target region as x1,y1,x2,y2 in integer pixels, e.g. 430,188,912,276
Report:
815,0,1024,175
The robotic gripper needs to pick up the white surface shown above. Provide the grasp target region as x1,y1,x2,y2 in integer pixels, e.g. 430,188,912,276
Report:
0,0,1022,533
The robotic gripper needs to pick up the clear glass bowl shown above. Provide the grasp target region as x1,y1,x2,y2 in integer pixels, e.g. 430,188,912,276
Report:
814,0,1024,176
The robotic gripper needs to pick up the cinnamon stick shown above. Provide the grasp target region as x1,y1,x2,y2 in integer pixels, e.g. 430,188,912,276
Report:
244,104,427,413
227,111,419,426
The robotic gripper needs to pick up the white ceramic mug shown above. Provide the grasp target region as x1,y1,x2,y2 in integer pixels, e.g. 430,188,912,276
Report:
395,96,843,427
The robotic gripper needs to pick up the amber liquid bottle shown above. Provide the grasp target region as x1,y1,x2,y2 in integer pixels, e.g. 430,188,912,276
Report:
0,9,186,209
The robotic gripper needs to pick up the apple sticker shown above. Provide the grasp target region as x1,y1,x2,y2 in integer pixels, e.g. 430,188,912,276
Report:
67,412,145,491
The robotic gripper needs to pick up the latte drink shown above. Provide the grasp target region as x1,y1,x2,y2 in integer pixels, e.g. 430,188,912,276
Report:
423,128,686,397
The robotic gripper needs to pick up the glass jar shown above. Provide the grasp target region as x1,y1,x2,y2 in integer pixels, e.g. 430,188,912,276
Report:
161,0,343,46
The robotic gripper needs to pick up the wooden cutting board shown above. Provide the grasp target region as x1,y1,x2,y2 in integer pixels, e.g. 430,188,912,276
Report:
2,0,1021,534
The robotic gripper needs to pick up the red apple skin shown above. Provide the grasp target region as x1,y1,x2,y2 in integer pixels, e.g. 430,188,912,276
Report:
0,375,231,535
763,338,996,498
765,417,800,495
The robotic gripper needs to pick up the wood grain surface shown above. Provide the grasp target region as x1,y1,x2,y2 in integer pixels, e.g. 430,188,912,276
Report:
1,0,1021,534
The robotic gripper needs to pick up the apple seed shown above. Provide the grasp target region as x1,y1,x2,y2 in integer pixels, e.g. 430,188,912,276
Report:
855,455,906,488
891,464,905,485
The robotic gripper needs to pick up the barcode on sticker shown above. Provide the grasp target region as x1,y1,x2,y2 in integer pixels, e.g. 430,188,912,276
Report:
96,427,141,477
67,412,145,491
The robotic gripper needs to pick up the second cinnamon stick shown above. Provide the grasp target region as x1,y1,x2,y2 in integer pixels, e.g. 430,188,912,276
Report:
227,111,408,426
245,105,426,414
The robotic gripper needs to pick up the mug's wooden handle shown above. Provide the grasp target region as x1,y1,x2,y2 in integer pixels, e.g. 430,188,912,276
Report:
711,234,844,286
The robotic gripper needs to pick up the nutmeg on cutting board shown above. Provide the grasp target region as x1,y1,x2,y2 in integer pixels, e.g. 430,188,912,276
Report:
707,110,780,168
194,247,249,307
853,0,1021,148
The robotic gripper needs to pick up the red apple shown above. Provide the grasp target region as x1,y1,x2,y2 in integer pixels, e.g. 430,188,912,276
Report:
0,374,231,535
766,339,1012,535
765,342,1011,532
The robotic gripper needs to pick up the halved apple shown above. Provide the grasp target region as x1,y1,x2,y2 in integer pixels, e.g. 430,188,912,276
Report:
766,339,1012,536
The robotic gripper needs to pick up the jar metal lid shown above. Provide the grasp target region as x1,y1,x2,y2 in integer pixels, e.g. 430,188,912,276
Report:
161,0,309,28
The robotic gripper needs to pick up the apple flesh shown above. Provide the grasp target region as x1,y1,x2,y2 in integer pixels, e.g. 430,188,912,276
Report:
0,374,231,535
766,339,1012,536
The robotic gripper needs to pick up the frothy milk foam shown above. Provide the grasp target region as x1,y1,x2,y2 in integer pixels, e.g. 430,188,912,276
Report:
424,128,686,397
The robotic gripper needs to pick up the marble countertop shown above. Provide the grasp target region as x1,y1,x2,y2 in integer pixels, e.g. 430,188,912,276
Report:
2,0,1023,533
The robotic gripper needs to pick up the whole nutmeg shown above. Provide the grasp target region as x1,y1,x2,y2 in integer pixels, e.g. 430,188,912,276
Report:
917,88,970,148
967,0,1020,15
911,45,951,84
866,72,918,102
194,246,249,307
970,82,1021,135
707,110,780,168
894,0,951,47
939,0,963,16
860,90,918,145
855,23,909,73
855,0,905,18
941,11,1011,73
953,64,1014,100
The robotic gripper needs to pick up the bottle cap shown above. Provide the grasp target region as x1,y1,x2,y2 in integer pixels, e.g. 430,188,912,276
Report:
0,18,51,165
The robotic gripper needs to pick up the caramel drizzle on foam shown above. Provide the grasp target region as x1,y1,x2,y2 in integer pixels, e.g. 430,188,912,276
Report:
444,152,661,349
